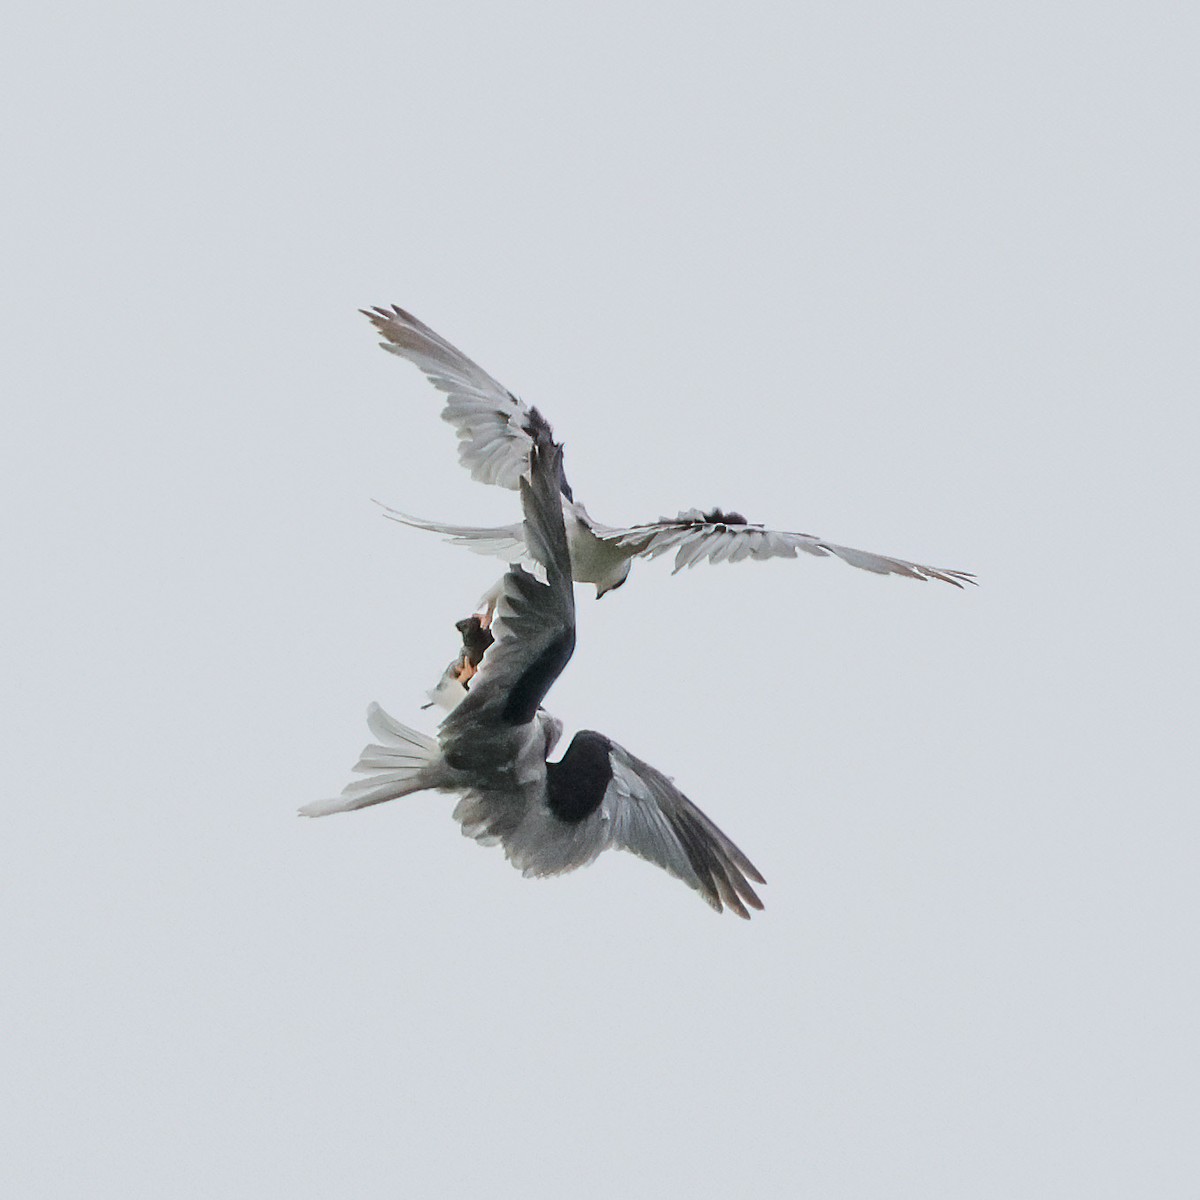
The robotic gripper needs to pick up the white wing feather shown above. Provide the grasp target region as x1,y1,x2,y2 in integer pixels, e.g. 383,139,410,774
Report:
363,304,537,489
601,746,765,918
597,509,975,587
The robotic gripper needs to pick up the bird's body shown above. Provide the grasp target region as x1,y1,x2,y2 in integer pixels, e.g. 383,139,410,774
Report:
365,303,974,594
562,504,633,593
304,434,765,917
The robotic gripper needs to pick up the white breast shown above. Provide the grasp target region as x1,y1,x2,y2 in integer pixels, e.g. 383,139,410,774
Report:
563,503,628,587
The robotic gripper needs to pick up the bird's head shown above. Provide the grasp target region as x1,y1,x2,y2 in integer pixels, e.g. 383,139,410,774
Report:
595,560,632,599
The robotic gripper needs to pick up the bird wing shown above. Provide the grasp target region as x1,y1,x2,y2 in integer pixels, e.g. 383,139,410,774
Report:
508,730,765,917
371,501,536,568
595,508,975,586
440,433,576,740
599,741,765,918
363,304,554,492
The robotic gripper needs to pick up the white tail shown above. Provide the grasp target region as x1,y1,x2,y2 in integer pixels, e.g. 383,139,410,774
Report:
300,703,443,817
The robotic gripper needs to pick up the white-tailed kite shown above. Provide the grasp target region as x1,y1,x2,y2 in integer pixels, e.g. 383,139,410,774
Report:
302,433,765,918
364,304,974,598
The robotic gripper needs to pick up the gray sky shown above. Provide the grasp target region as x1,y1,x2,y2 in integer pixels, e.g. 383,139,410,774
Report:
3,2,1198,1196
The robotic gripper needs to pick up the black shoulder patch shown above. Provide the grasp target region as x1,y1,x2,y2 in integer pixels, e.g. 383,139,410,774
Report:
500,628,576,725
545,731,614,823
702,507,748,525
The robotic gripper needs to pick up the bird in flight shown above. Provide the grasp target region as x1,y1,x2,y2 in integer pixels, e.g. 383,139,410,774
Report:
302,431,765,917
363,304,974,599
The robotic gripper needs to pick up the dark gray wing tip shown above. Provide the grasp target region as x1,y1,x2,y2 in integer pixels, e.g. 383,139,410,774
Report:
361,302,418,325
922,568,978,588
525,404,556,445
360,304,429,353
670,804,765,919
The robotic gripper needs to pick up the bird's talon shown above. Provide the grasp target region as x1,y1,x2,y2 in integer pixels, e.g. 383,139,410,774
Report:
452,658,478,685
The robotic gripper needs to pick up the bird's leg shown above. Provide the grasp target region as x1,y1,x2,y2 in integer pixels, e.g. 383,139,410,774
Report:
474,579,504,630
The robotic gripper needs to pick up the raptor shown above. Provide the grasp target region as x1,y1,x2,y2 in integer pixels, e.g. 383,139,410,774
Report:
364,303,974,601
303,432,764,917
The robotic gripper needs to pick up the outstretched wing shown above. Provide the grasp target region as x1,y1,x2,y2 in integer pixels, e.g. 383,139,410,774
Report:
440,434,576,740
363,304,555,492
596,507,974,587
538,731,765,918
605,741,764,918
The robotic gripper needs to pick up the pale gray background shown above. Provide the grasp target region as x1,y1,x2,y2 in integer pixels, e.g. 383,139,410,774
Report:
3,2,1197,1196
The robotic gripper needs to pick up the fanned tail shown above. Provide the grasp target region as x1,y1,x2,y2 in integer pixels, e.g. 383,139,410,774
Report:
301,703,443,817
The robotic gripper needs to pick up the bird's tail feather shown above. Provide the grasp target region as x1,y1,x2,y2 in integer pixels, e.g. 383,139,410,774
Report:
300,703,443,817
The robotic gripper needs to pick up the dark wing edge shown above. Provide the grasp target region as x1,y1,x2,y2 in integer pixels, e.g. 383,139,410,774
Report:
604,742,766,919
596,510,975,587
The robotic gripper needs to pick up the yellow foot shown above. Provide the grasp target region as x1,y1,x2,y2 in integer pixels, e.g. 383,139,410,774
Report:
452,657,478,685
